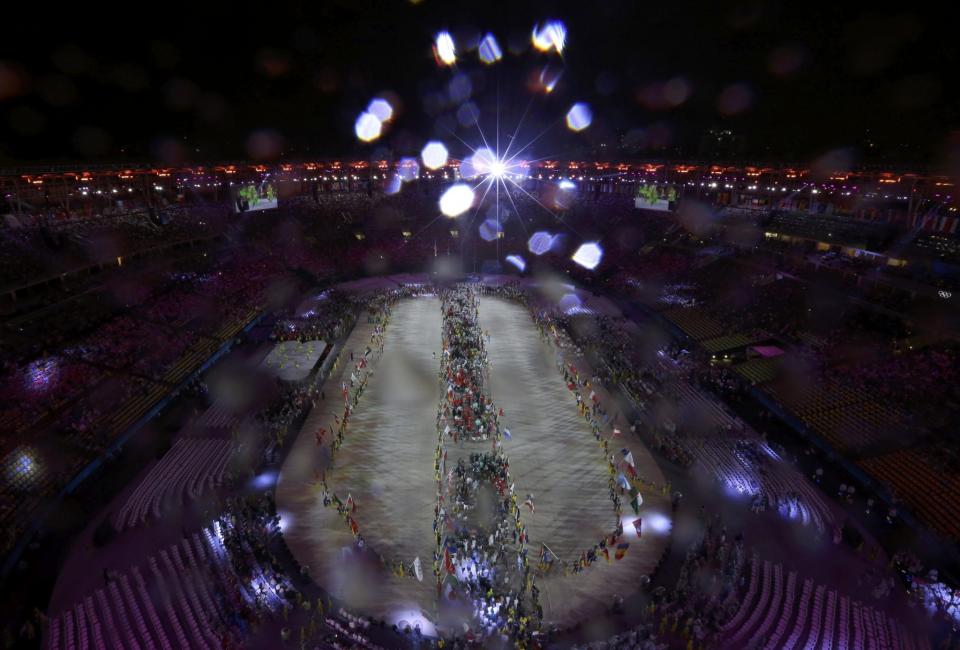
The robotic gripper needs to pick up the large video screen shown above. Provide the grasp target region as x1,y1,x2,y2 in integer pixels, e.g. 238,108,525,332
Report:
635,184,676,212
232,182,278,213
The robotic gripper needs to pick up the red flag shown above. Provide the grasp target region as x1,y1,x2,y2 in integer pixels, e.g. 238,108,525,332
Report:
444,548,455,575
633,518,642,538
348,517,359,536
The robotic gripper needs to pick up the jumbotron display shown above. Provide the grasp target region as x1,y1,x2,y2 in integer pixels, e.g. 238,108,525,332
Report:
635,184,677,212
232,181,278,213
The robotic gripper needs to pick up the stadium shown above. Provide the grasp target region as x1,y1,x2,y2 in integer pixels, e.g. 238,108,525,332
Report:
1,3,959,649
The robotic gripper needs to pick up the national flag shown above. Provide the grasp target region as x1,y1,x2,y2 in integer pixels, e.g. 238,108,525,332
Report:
346,493,356,513
413,556,423,582
632,518,643,538
617,473,632,491
348,517,359,536
620,448,637,477
615,542,630,560
629,487,643,515
503,428,512,440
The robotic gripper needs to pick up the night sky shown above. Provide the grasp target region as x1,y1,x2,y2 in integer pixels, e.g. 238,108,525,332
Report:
2,1,958,166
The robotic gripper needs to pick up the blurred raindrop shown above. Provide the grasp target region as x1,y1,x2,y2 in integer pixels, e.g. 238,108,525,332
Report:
572,242,603,269
421,141,449,170
434,31,457,66
528,231,555,256
448,74,472,103
566,103,592,131
716,83,753,115
532,21,566,54
439,184,474,216
456,101,480,127
73,125,111,156
246,129,284,159
163,77,199,111
478,33,503,64
768,45,808,77
385,174,402,195
479,218,501,242
0,62,29,101
505,254,526,272
398,157,420,182
367,98,394,123
537,65,562,94
355,112,382,142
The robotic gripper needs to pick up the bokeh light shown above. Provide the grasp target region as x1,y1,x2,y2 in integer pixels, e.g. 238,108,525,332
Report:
468,147,497,177
456,102,480,127
251,470,278,490
421,141,449,170
566,103,592,131
398,157,420,182
448,74,472,103
479,218,502,242
768,45,808,76
717,83,753,115
384,174,402,195
528,231,555,256
532,21,566,54
558,293,582,314
367,98,393,123
478,33,503,64
439,183,474,217
572,242,603,269
459,156,479,180
538,65,562,93
558,179,576,191
354,112,382,142
505,255,526,272
434,31,456,66
276,510,294,533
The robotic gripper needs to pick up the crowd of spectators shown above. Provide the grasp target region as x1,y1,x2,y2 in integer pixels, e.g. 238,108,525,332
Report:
1,178,958,646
